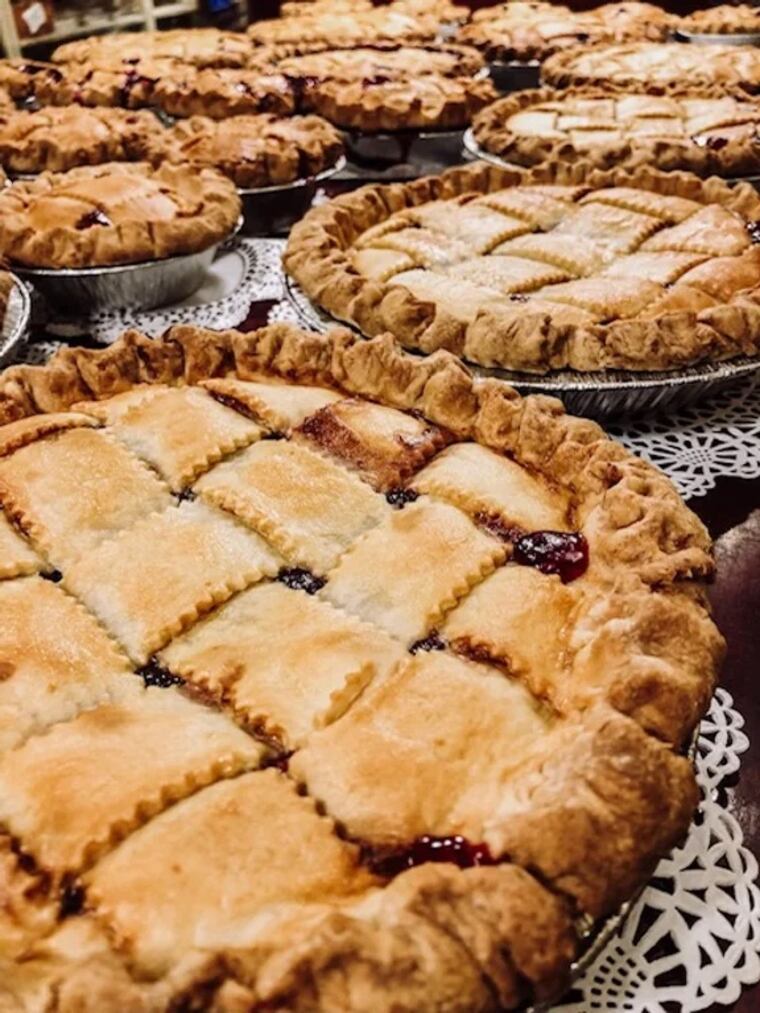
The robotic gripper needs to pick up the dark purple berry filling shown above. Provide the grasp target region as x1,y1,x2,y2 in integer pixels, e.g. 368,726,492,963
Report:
385,487,419,509
59,882,85,917
75,209,111,231
409,631,447,654
513,530,589,583
369,835,495,878
137,659,184,689
278,567,326,595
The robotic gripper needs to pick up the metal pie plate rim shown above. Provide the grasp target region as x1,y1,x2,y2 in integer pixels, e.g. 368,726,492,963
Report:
674,28,760,44
237,155,346,196
284,271,760,398
0,273,31,363
11,216,244,279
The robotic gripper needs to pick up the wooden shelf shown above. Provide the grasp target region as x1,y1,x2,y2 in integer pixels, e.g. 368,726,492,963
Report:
0,0,198,57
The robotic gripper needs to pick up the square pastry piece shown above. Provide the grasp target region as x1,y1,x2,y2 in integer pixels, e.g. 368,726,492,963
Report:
160,582,404,749
321,498,506,643
195,440,389,574
0,511,39,578
0,428,172,568
200,378,342,433
63,500,281,664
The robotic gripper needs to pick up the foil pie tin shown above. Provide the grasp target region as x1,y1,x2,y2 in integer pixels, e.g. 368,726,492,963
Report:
0,273,31,365
674,29,760,45
488,59,541,92
284,273,760,418
13,218,243,314
342,128,466,170
238,157,346,237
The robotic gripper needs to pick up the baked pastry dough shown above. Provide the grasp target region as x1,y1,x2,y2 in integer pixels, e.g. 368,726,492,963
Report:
0,106,162,175
0,510,39,578
153,67,297,119
0,162,240,269
145,113,343,188
278,41,484,82
247,9,439,47
285,159,760,372
0,322,722,1010
677,3,760,36
2,58,177,110
52,28,254,69
473,87,760,178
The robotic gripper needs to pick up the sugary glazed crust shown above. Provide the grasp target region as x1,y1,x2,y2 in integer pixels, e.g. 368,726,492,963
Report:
0,323,721,1010
471,85,760,178
542,40,760,94
677,3,760,36
284,158,760,372
0,162,240,269
303,75,498,131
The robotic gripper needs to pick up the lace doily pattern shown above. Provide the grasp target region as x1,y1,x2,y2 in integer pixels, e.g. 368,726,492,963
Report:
558,689,758,1013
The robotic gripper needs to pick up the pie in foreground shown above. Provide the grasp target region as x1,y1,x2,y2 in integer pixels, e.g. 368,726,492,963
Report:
0,323,721,1010
285,159,760,372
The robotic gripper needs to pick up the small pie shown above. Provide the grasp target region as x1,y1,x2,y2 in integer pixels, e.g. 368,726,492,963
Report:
285,159,760,372
282,0,374,16
302,73,498,131
143,113,343,188
543,41,760,93
0,106,163,175
0,321,720,1009
458,1,671,62
52,27,253,68
473,86,760,178
0,57,177,109
278,41,485,82
247,8,439,47
153,66,296,119
677,3,760,36
0,162,240,269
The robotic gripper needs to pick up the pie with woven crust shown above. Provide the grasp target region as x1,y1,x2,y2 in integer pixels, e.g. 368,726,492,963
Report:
677,3,760,36
153,66,296,120
543,41,760,93
247,8,438,47
0,321,720,1011
277,41,485,82
302,73,497,131
0,162,240,269
285,159,760,372
458,1,671,63
0,106,163,175
144,113,343,188
472,86,760,178
282,0,373,16
51,28,253,68
0,57,177,109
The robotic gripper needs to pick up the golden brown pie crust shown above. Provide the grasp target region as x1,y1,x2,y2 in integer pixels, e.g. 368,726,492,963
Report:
0,162,240,269
0,323,721,1010
472,85,760,178
284,159,760,372
52,28,253,69
677,3,760,36
153,66,297,119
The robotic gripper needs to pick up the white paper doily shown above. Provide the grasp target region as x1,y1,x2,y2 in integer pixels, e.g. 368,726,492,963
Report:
557,688,758,1012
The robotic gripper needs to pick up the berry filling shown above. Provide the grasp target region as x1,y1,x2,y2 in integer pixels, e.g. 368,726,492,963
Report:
409,631,447,654
277,567,326,595
41,568,62,583
75,209,112,231
136,659,184,689
59,882,85,917
368,835,495,877
474,511,524,544
513,530,589,583
385,487,419,509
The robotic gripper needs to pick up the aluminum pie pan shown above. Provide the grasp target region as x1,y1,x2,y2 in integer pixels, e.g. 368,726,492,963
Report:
237,156,346,237
284,273,760,418
0,273,31,365
463,126,525,169
342,127,465,169
12,217,243,314
674,29,760,45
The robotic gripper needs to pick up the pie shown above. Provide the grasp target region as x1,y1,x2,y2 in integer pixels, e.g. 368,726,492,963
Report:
302,73,497,131
285,159,760,372
51,27,253,68
0,57,178,109
0,106,163,174
0,162,240,269
247,8,439,47
0,321,721,1010
472,86,760,178
277,41,486,82
153,66,296,119
144,113,344,188
542,41,760,93
677,3,760,36
458,1,672,63
281,0,374,15
281,0,468,21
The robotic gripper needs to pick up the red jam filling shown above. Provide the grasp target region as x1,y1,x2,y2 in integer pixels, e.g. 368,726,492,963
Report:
369,835,495,877
513,530,589,583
